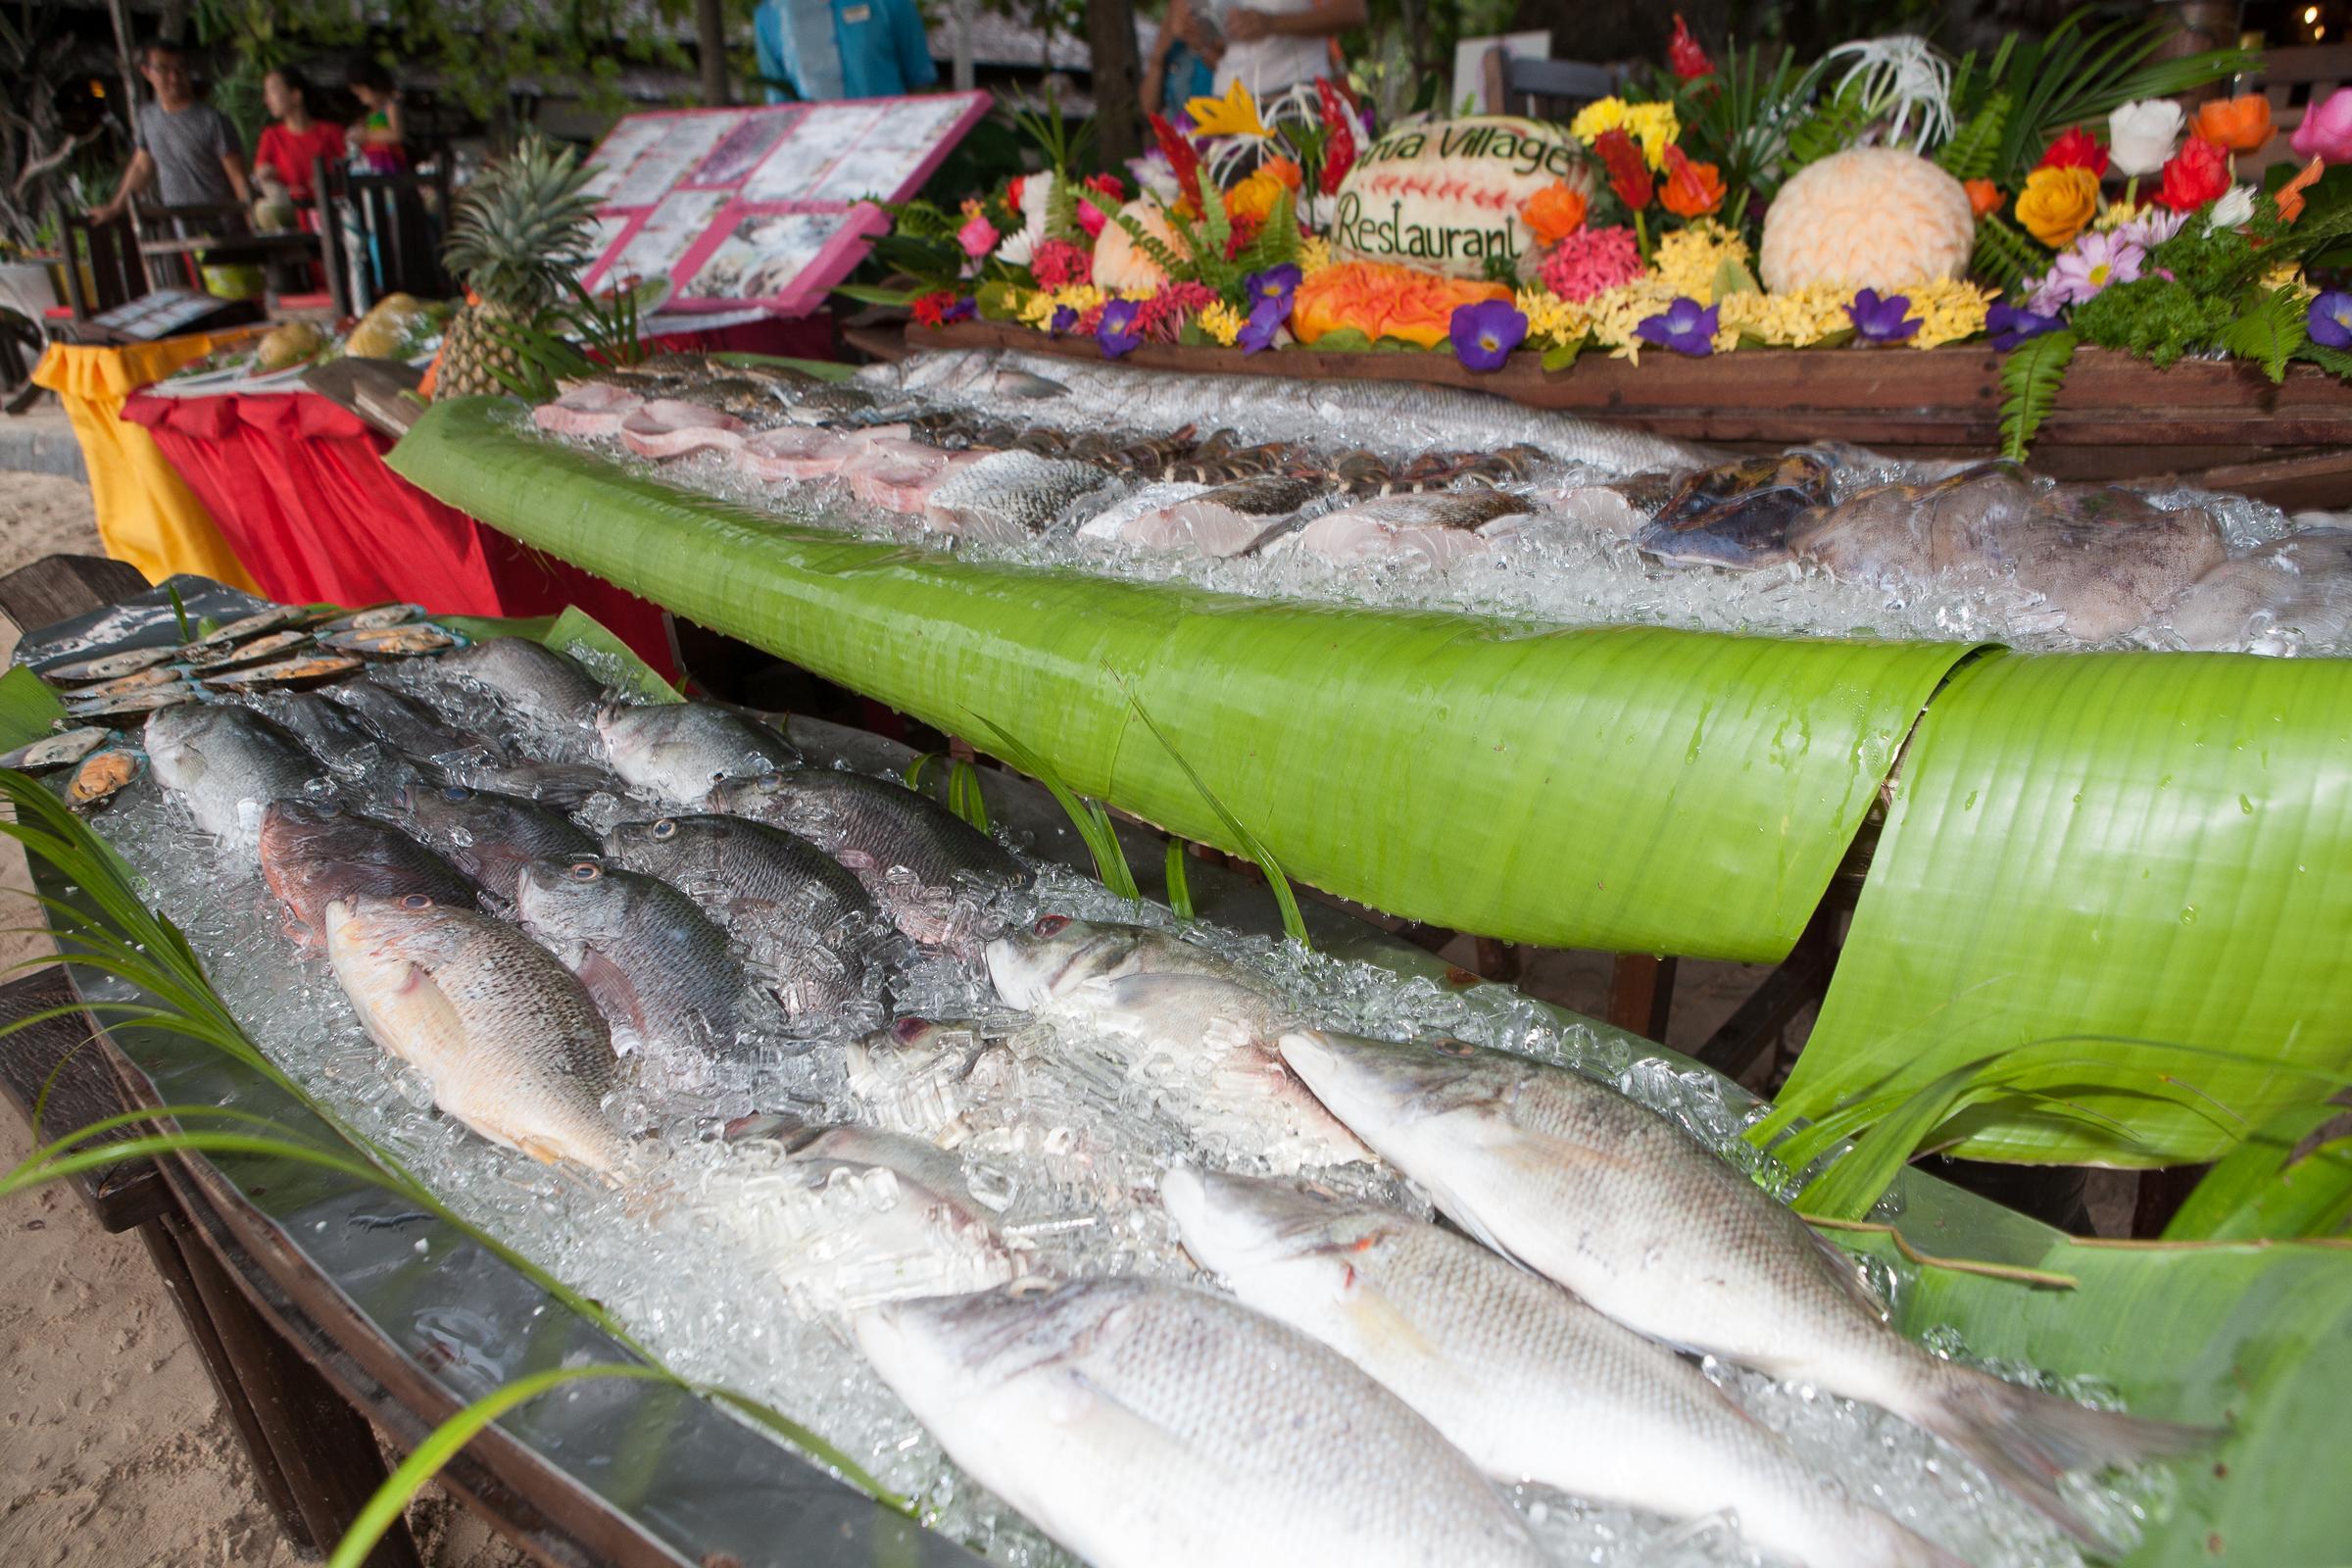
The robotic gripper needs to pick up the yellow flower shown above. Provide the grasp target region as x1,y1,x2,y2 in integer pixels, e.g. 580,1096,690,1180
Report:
2262,260,2315,301
1904,278,1994,349
1016,283,1108,328
1569,97,1628,144
1298,234,1336,276
1197,300,1246,346
2093,200,2140,232
1515,287,1591,345
1187,78,1270,139
1622,102,1683,172
1650,219,1752,303
1226,165,1294,221
2015,166,2100,250
1715,284,1851,348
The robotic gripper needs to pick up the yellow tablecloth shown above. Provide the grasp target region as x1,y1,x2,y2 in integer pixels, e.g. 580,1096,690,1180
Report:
31,334,262,591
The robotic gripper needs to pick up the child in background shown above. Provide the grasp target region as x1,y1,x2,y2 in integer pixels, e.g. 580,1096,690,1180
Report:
346,56,407,172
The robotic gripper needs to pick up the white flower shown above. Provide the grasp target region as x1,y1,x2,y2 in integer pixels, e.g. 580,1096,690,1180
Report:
995,227,1037,267
2205,183,2256,232
2109,99,2184,177
1824,34,1954,149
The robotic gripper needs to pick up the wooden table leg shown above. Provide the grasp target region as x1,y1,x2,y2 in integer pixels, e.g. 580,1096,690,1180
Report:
1608,954,1678,1043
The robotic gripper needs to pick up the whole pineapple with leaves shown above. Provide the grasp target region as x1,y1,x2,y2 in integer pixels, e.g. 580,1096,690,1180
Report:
434,131,601,399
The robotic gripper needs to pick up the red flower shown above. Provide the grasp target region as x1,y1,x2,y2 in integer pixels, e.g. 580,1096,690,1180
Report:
1224,212,1264,259
1668,14,1713,79
2037,125,2111,178
1150,113,1203,211
1005,175,1027,211
911,291,961,327
1592,128,1652,211
2156,135,2230,212
1084,172,1125,204
1316,78,1358,195
1136,280,1217,342
1031,238,1093,289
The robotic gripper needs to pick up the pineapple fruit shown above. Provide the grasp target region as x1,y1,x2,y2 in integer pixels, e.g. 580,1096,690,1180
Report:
433,131,602,399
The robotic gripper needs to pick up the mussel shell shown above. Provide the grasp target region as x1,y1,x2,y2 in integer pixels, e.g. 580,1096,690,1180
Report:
66,745,145,810
187,607,306,647
62,687,199,719
200,654,365,690
74,665,185,698
0,726,112,772
317,623,460,658
310,602,423,632
182,630,313,670
38,646,179,685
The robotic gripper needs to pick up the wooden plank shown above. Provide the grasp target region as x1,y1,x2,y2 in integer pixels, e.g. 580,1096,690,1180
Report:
302,357,426,439
0,968,171,1232
0,554,153,634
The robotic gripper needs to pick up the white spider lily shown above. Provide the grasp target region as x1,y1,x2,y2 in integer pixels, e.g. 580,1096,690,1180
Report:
1824,34,1955,152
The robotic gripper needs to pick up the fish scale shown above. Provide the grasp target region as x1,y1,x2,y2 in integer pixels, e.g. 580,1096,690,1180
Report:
515,858,759,1058
855,1278,1553,1568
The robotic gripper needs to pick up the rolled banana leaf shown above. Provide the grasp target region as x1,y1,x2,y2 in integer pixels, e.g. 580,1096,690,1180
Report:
1784,649,2352,1165
388,398,1971,961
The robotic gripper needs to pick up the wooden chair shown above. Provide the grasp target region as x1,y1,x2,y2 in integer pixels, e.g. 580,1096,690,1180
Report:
2245,42,2352,172
315,157,453,318
1481,50,1625,122
56,210,146,320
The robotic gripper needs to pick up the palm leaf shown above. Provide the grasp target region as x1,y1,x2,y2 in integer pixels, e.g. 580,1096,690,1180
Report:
1998,328,2077,462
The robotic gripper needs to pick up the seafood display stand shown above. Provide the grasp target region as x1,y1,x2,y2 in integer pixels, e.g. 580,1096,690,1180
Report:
8,565,2343,1568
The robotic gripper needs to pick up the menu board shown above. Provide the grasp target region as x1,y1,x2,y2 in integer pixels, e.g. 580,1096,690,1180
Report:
579,92,989,317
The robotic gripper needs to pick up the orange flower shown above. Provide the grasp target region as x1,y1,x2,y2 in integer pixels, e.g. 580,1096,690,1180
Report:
1291,261,1512,349
2192,94,2275,153
1965,177,2002,218
1521,181,1589,245
2277,155,2327,223
1658,146,1725,219
1263,157,1302,190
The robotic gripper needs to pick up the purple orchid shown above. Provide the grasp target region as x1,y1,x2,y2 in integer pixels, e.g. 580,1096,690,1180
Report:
1239,295,1288,355
1985,303,2064,351
1050,305,1079,333
1450,299,1529,371
943,296,976,323
1635,296,1719,357
1248,264,1303,304
2310,292,2352,349
1846,288,1919,343
1098,299,1143,359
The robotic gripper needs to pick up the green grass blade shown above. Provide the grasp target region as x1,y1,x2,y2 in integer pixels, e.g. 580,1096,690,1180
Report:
1163,840,1195,920
968,712,1138,899
2168,1105,2352,1241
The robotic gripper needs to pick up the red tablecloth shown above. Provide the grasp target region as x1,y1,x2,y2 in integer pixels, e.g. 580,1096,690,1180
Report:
121,388,677,680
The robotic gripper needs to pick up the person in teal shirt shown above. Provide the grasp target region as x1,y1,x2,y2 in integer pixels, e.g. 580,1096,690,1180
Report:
754,0,938,102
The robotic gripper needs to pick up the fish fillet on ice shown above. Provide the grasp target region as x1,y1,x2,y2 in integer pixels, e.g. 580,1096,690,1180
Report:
1285,490,1531,567
619,399,748,460
1105,473,1324,557
533,381,644,438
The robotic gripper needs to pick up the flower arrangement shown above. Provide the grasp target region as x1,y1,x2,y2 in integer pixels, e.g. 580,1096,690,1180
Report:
857,7,2352,455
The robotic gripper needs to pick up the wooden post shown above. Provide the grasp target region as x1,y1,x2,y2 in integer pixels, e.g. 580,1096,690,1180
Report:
698,0,731,107
1087,0,1144,171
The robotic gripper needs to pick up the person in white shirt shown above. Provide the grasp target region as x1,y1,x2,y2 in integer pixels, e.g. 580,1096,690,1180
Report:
1207,0,1366,102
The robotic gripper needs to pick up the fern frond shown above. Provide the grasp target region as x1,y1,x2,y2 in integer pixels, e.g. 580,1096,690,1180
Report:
2294,339,2352,378
1936,93,2010,181
1971,212,2049,292
2223,287,2309,383
1998,328,2078,463
1784,79,1874,173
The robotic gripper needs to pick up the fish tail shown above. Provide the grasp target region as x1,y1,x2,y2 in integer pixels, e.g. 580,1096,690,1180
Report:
1919,1363,2216,1548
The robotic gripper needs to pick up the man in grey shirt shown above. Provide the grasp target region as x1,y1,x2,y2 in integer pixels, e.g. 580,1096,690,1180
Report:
91,40,251,229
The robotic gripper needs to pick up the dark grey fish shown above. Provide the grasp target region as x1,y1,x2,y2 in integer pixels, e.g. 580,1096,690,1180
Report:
324,677,499,765
397,783,601,906
258,799,477,949
429,637,609,742
144,704,320,854
234,689,380,773
594,701,802,804
514,856,756,1057
603,813,876,1021
1635,450,1837,570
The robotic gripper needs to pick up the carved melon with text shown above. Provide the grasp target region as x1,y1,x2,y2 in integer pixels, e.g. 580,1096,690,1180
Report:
1331,116,1592,279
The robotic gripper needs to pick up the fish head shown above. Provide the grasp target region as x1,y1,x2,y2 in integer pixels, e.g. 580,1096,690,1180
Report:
1277,1029,1519,1159
601,812,701,872
591,700,663,758
855,1280,1133,1404
1160,1164,1382,1277
984,915,1151,1007
708,769,828,835
321,888,472,968
514,856,638,943
255,796,373,877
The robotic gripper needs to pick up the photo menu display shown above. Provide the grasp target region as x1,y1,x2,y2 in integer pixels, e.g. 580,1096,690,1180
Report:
578,92,988,317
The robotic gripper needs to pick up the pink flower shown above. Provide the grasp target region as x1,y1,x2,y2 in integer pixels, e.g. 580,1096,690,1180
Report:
2033,229,2146,312
1031,238,1093,289
2291,86,2352,165
1135,280,1217,342
958,213,1000,259
2115,207,2187,249
1538,225,1644,303
1076,196,1110,238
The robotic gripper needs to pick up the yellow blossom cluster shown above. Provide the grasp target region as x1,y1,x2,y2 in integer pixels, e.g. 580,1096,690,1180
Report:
1568,97,1682,171
1196,299,1247,346
1901,278,1997,348
1016,283,1111,327
1715,285,1853,349
1520,270,1996,363
2263,260,2316,302
2092,200,2144,232
1298,233,1336,276
1649,220,1751,302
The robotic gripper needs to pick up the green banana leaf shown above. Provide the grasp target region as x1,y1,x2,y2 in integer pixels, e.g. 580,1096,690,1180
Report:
1783,649,2352,1166
387,398,1971,961
2163,1105,2352,1242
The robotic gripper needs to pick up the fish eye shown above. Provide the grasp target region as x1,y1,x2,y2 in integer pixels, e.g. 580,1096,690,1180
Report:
1033,914,1070,936
567,860,602,882
1432,1039,1478,1058
317,800,343,816
892,1016,931,1043
399,894,433,910
439,786,470,802
651,818,677,840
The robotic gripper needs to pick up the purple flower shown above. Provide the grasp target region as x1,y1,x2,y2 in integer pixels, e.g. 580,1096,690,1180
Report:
2037,230,2145,311
1098,299,1143,359
2115,206,2188,249
1248,264,1302,304
1846,288,1919,343
1634,296,1719,357
1050,305,1079,333
1449,299,1529,371
2310,291,2352,349
1985,303,2064,351
943,296,976,323
1239,295,1287,355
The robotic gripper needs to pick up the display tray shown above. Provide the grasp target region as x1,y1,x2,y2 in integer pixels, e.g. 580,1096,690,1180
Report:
907,321,2352,507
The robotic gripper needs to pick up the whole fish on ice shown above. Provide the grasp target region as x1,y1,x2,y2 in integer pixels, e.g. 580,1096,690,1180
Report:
515,856,762,1058
594,700,802,805
144,704,320,858
258,798,477,948
397,783,601,906
2159,523,2352,652
1281,489,1530,568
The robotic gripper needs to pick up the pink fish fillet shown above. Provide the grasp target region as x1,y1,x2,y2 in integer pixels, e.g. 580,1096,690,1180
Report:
532,383,645,437
1292,509,1499,568
619,400,748,460
1121,499,1288,558
848,447,990,514
736,426,857,481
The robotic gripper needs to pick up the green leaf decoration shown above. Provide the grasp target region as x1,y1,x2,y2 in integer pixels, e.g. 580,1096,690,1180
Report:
2222,286,2310,383
2166,1104,2352,1241
1163,840,1196,920
1708,254,1759,300
968,713,1139,900
1997,328,2077,462
1936,91,2011,181
1305,325,1374,352
1971,211,2050,294
1783,77,1876,172
973,280,1020,321
2295,338,2352,379
1541,334,1588,372
1778,648,2352,1165
1984,9,2254,187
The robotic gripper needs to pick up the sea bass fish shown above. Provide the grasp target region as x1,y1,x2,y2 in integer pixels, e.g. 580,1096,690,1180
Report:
987,917,1371,1170
854,1278,1552,1568
602,813,876,1022
594,701,803,805
258,799,477,949
1162,1167,1963,1568
144,704,320,858
922,449,1112,542
323,892,627,1175
427,637,609,747
514,857,759,1058
711,769,1028,956
396,783,602,906
868,347,1713,475
1275,1029,2209,1544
